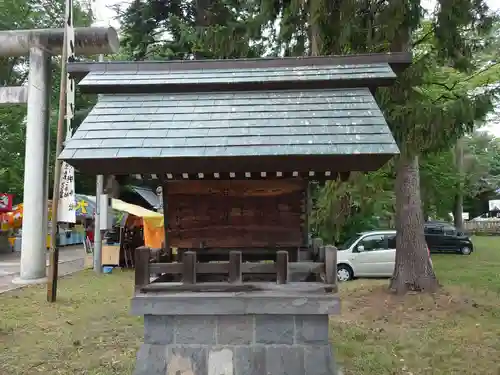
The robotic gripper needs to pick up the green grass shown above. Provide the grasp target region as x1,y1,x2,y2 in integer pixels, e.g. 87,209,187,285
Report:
333,236,500,375
0,271,143,375
432,236,500,293
0,237,499,374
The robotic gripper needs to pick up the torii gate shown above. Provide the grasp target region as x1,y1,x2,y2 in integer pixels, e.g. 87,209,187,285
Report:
0,27,118,283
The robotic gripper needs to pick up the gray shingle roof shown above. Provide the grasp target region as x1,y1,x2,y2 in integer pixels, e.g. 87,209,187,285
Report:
79,63,395,88
59,88,398,163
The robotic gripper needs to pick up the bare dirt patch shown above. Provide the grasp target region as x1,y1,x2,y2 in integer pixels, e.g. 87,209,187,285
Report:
338,282,491,327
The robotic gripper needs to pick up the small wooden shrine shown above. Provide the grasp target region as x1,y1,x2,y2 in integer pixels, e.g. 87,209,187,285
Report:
62,52,410,375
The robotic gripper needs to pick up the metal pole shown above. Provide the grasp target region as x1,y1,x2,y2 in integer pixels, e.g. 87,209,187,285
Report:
90,0,107,274
93,52,105,274
94,174,103,273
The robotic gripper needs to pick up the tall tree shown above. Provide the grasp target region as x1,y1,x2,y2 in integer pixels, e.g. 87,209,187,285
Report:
453,137,465,229
259,0,498,293
118,0,265,61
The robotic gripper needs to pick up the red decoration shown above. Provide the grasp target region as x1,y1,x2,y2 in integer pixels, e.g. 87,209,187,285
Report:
0,194,13,213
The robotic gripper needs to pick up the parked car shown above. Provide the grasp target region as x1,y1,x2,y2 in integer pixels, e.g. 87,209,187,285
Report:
424,221,474,255
336,230,432,282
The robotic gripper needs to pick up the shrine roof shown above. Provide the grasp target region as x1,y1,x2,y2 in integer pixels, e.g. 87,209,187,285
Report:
68,53,411,94
59,53,410,177
59,88,398,176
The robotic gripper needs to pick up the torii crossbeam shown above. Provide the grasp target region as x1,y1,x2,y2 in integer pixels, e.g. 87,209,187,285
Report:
0,27,118,284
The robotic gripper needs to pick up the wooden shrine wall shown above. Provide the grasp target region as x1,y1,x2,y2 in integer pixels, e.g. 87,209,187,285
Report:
166,179,307,248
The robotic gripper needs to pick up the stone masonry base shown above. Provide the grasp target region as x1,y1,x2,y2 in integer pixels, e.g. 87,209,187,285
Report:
134,314,337,375
131,283,340,375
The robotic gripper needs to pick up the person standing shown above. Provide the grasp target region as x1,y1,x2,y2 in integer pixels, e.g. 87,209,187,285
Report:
85,219,95,244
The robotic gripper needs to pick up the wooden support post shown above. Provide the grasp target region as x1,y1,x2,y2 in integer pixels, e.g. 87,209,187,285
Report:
135,247,151,291
324,245,337,287
312,238,323,262
276,250,289,284
182,251,196,284
47,38,64,302
177,248,185,263
229,251,242,283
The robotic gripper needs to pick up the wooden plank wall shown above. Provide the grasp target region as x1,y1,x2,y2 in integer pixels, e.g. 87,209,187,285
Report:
166,179,307,248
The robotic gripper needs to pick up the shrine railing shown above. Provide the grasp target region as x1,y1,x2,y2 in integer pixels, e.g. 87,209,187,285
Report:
134,247,338,292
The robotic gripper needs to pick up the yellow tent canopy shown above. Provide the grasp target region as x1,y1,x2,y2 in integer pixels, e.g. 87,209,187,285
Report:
81,195,165,248
111,198,162,219
110,198,164,248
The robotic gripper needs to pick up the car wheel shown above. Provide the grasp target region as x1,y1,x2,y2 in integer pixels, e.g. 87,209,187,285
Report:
460,246,472,255
337,264,353,282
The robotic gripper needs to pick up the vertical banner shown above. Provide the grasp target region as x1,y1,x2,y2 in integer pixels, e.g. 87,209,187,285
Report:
57,162,76,223
58,0,76,224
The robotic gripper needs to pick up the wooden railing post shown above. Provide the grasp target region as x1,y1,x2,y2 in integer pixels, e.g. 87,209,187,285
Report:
229,251,242,283
312,238,324,261
182,251,196,284
276,250,289,284
135,246,151,291
324,245,337,288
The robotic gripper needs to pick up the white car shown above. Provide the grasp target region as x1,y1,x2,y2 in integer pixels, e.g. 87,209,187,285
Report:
336,230,431,282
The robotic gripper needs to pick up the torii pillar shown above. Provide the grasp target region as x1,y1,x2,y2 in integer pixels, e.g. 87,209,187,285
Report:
0,27,119,284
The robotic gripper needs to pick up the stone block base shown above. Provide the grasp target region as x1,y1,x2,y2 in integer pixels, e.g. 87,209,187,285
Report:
131,283,340,375
135,342,336,375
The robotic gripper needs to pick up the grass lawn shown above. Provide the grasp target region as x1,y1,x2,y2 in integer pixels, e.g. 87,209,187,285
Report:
0,237,499,375
333,236,500,375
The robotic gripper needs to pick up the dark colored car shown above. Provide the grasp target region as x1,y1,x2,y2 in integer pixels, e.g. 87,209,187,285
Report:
424,221,474,255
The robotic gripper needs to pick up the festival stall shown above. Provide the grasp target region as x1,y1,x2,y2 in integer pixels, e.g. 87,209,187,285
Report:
0,193,15,253
0,192,164,260
76,195,163,267
1,195,100,251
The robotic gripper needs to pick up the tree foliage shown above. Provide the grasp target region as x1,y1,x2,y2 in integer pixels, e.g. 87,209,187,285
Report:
0,0,94,203
311,167,395,245
118,0,266,61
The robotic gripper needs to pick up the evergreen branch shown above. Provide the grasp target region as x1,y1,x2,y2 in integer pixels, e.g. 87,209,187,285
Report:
460,60,500,85
412,27,435,48
430,81,460,92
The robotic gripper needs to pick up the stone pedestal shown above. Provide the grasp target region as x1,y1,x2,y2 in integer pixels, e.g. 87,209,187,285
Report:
131,282,340,375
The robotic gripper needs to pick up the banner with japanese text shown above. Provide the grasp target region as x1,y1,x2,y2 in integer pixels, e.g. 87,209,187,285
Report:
57,162,76,223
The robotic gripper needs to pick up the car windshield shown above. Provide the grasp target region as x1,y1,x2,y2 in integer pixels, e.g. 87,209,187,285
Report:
338,234,362,250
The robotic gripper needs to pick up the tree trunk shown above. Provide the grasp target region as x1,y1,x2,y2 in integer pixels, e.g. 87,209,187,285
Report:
453,138,464,230
308,0,322,56
390,155,439,294
193,0,212,59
